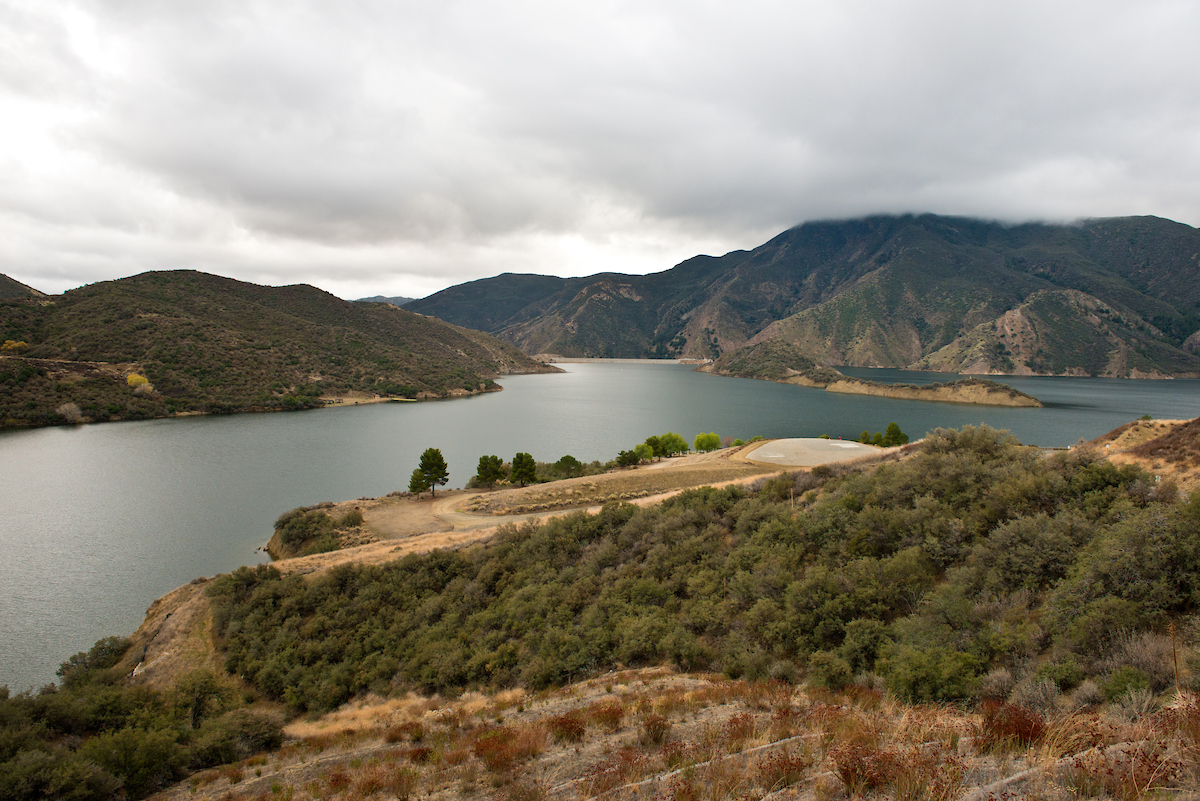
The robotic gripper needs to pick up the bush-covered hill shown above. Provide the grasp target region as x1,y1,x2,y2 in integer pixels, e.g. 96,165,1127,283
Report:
6,423,1200,800
0,270,554,427
208,426,1198,715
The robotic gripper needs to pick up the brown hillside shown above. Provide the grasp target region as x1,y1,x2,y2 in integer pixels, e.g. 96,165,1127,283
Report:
1088,417,1200,492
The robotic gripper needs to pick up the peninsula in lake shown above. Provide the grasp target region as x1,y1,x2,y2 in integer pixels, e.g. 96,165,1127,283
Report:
700,339,1042,407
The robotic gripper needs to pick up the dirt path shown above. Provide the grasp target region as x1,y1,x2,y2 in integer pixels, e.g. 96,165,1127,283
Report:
276,441,907,580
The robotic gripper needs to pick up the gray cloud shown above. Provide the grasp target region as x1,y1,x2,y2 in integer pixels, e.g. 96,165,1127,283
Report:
2,0,1198,298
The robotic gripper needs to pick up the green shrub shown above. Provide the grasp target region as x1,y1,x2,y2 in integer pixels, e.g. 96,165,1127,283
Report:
188,710,283,769
1035,658,1084,691
1103,666,1150,702
77,726,185,799
840,619,888,673
880,645,982,703
0,749,123,801
56,637,131,688
273,507,335,547
1061,598,1144,654
807,651,853,690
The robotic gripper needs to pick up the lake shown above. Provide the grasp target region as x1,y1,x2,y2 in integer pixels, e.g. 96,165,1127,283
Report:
2,363,1198,691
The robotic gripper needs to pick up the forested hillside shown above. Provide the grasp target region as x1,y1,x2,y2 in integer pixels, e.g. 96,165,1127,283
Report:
0,270,553,427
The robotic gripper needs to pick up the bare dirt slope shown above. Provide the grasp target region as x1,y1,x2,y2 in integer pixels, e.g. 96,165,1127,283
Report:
1087,417,1200,492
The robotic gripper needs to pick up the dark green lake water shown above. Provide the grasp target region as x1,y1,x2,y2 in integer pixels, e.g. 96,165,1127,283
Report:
2,363,1197,690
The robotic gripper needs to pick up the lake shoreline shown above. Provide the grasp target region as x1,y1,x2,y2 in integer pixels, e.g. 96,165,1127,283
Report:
5,363,1199,691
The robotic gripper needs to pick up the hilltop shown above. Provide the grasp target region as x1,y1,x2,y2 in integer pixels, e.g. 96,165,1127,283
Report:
406,214,1200,378
0,273,47,300
0,270,555,428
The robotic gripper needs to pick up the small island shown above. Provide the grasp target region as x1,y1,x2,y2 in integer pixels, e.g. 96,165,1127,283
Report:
702,339,1042,407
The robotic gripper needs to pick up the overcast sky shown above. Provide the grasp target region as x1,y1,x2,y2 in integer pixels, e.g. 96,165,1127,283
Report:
3,1,1199,300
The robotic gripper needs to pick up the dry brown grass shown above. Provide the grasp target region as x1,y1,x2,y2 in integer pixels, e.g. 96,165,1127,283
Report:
147,670,1200,801
283,693,442,740
465,455,776,516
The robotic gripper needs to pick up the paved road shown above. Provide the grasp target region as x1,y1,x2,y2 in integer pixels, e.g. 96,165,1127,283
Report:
742,438,883,467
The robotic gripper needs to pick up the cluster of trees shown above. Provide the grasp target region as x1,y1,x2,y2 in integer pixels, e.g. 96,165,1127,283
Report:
472,453,601,488
616,432,690,466
0,638,281,801
860,422,910,447
422,430,754,496
0,358,169,428
207,425,1198,712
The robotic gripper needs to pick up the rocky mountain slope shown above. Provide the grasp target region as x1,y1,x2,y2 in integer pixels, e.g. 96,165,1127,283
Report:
406,214,1200,377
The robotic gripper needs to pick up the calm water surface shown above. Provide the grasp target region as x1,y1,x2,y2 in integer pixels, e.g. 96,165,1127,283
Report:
2,363,1198,690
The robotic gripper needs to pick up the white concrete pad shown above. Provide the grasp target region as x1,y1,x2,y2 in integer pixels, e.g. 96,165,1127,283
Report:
745,438,879,467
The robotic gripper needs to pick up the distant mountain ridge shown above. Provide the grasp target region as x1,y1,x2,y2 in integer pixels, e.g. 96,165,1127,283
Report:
357,294,415,306
406,214,1200,377
0,270,553,428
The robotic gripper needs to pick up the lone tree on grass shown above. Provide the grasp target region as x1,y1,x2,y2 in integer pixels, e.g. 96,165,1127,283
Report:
555,454,583,478
693,432,721,452
408,468,430,497
511,452,537,487
416,447,449,497
475,454,507,488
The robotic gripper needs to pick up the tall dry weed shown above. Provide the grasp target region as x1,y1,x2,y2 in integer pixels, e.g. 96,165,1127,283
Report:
579,747,650,795
723,712,758,751
754,746,813,791
1040,712,1119,760
1060,743,1184,801
1097,630,1176,692
975,700,1046,752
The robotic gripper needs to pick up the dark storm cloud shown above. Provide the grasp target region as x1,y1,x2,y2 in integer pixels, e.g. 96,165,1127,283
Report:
2,0,1198,297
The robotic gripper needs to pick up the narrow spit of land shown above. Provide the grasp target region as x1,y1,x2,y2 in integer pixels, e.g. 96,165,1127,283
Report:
128,440,900,692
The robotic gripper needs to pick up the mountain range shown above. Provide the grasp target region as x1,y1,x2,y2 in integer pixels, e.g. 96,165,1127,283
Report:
357,295,415,306
406,214,1200,377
